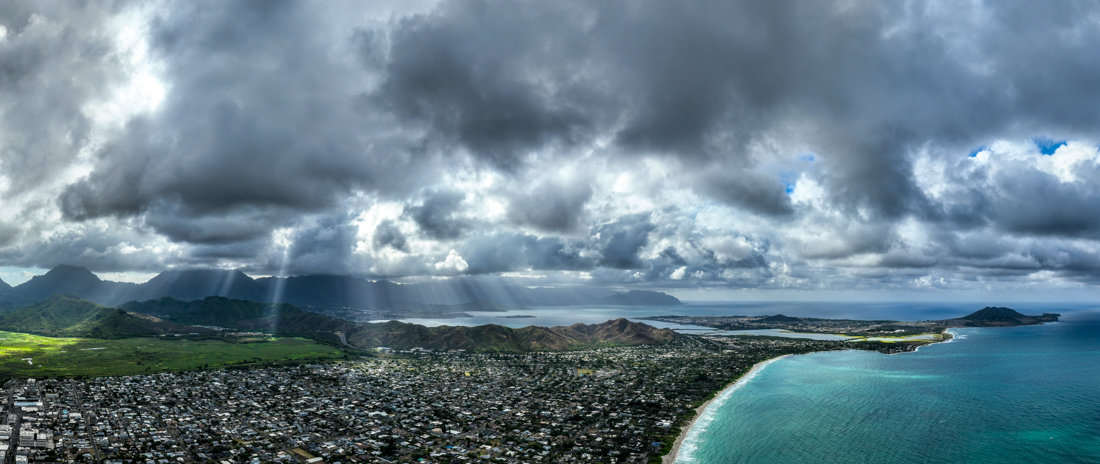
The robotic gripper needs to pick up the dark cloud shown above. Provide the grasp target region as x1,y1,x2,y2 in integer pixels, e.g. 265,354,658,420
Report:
279,217,359,276
57,0,436,244
9,0,1100,293
698,170,793,217
372,220,408,252
524,236,594,271
186,240,269,260
141,205,297,245
9,226,168,273
595,215,655,270
507,178,593,232
986,166,1100,237
657,247,687,266
375,1,596,170
405,190,469,240
456,234,595,275
0,1,124,196
372,0,1100,221
456,234,528,274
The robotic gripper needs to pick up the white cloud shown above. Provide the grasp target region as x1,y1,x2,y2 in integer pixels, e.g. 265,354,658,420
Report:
7,1,1100,299
670,266,686,280
434,249,469,273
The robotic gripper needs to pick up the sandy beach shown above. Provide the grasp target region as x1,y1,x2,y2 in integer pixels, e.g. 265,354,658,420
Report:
663,355,791,464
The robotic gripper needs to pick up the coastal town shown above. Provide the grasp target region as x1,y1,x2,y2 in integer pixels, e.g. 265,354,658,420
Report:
642,307,1060,335
0,336,915,464
641,314,944,335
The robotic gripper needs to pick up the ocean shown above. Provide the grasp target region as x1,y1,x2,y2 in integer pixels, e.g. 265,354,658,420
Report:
674,308,1100,463
388,301,1100,462
387,301,1093,329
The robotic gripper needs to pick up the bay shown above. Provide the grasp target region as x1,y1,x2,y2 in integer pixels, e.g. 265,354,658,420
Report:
675,309,1100,463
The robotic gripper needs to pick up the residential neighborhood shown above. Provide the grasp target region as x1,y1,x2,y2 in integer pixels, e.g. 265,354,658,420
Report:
0,336,891,464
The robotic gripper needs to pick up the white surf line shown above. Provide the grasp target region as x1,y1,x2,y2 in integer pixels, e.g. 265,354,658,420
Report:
668,355,789,464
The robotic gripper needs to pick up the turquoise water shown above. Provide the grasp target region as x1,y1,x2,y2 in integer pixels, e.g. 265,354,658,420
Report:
677,311,1100,463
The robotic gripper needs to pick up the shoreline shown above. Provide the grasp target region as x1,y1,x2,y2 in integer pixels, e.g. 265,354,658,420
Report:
663,354,791,464
662,333,960,462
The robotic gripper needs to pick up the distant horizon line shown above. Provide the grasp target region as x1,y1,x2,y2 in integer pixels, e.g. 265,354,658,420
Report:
4,264,1100,304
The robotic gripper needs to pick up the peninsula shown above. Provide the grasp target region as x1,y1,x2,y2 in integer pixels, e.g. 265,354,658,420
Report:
643,306,1059,339
653,306,1061,463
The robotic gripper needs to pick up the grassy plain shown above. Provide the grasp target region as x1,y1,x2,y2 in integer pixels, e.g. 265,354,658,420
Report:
0,331,344,377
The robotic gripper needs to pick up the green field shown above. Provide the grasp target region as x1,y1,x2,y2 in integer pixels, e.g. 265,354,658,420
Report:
0,331,345,377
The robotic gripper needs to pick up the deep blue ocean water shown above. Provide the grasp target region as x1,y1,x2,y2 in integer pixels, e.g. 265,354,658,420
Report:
675,309,1100,463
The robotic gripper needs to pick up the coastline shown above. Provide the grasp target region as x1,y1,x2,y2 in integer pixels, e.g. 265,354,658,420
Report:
663,354,791,464
661,330,960,462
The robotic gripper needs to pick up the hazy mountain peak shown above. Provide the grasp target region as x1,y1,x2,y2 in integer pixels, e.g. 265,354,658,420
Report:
13,265,108,301
141,268,265,302
42,264,100,280
0,294,213,338
8,265,684,311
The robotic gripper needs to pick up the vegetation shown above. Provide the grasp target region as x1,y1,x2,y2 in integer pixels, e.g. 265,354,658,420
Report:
0,295,115,335
120,296,356,334
951,306,1061,326
0,330,344,377
345,318,681,352
0,294,200,338
123,297,684,352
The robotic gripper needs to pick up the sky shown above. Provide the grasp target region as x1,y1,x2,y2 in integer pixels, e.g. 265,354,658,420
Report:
2,0,1100,300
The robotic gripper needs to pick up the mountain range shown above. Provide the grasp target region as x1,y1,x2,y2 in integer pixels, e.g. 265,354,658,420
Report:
0,265,681,311
120,296,357,333
119,295,681,351
0,294,214,338
4,293,680,352
345,318,680,351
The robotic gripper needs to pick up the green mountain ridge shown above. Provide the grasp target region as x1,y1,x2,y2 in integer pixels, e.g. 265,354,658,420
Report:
122,296,680,352
345,318,681,352
119,296,357,334
0,294,208,338
2,295,682,353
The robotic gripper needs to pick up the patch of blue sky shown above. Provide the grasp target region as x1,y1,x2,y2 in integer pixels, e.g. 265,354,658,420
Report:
777,171,800,195
968,145,988,158
799,153,816,162
1034,137,1066,155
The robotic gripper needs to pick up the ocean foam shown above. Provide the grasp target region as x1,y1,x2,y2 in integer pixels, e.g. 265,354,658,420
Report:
675,356,786,463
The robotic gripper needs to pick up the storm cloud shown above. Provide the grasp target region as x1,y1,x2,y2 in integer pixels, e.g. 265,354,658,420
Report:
3,0,1100,296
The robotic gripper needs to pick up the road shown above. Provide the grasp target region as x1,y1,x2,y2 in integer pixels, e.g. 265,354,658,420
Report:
333,331,367,351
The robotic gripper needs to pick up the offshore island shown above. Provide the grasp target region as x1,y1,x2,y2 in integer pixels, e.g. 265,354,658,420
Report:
0,268,1061,463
